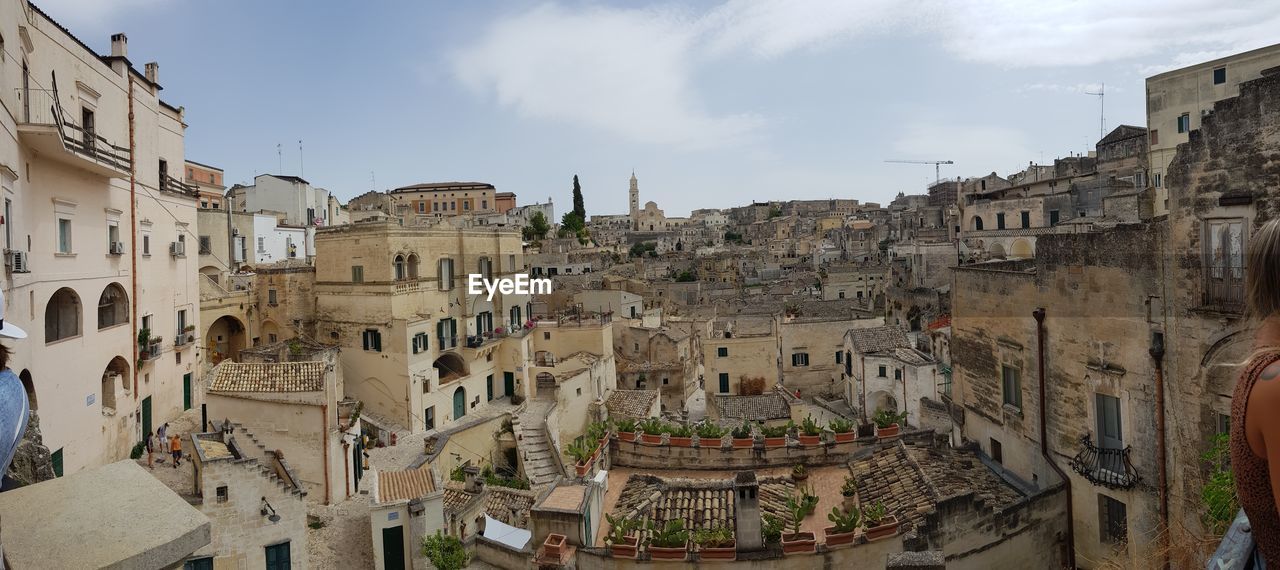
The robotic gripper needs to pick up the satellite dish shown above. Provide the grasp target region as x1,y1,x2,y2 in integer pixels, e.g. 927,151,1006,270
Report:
269,514,281,524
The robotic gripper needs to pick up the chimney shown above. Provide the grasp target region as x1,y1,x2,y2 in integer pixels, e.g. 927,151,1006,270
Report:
110,33,127,58
733,471,763,550
463,465,482,493
144,62,159,84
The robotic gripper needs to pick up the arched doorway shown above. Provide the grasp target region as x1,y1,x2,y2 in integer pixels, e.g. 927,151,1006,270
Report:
988,243,1006,259
101,356,130,412
1010,238,1033,259
199,265,221,285
261,319,280,344
19,369,35,410
868,390,898,416
452,386,466,420
206,315,248,363
434,353,468,383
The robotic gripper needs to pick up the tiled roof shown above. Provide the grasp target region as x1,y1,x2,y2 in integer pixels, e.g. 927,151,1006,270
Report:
605,390,659,419
442,483,537,526
443,486,479,513
713,392,790,422
538,485,586,512
889,347,933,367
846,325,911,354
849,441,934,528
926,314,951,331
904,439,1022,513
378,468,437,503
611,474,797,540
209,362,325,393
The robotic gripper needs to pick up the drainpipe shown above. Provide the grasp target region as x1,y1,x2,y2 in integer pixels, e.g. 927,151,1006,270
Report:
1033,307,1074,568
1150,332,1169,570
860,356,867,420
128,77,139,397
342,441,351,499
321,403,331,505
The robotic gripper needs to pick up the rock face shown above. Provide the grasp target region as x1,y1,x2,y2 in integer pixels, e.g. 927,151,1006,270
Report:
6,411,56,487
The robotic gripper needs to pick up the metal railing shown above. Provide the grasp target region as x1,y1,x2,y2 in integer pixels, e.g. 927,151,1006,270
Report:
15,85,132,173
161,174,198,197
1207,509,1257,570
1068,435,1140,490
1204,265,1245,313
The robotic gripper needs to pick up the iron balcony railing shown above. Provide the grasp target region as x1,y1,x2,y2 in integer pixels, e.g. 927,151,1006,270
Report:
1204,265,1245,313
160,174,199,197
1069,435,1140,490
15,85,132,173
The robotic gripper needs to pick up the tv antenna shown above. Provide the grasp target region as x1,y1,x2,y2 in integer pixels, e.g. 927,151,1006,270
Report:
1084,83,1105,141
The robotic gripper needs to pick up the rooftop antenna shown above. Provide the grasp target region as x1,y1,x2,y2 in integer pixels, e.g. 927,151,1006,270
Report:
276,143,282,174
298,140,304,178
1084,82,1104,141
884,159,955,188
370,171,376,192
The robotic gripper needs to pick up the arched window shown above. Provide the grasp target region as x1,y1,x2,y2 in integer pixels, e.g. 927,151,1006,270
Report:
406,253,420,279
393,255,406,281
971,216,984,231
97,283,129,329
45,287,81,343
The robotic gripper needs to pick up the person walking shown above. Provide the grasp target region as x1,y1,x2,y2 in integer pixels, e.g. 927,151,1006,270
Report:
169,434,182,468
145,430,156,469
157,423,167,446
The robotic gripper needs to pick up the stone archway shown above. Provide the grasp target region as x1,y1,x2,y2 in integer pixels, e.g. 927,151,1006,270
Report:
989,243,1006,259
206,315,248,364
868,390,898,415
101,355,130,412
1010,238,1033,259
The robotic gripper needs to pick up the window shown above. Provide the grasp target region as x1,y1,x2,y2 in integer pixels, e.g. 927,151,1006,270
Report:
478,257,493,281
265,542,291,570
482,200,488,209
3,198,10,250
463,200,470,211
183,557,214,570
878,365,887,378
198,236,211,255
791,352,809,366
307,207,315,223
836,352,843,364
437,318,458,349
1049,210,1060,226
1150,129,1159,146
508,254,516,271
1217,413,1230,435
1001,365,1021,410
212,201,220,210
425,406,435,430
176,310,188,336
717,347,728,357
56,218,72,253
1213,66,1226,85
996,212,1006,230
1153,172,1162,188
1096,394,1124,472
418,202,426,213
1020,211,1030,228
96,283,128,329
990,438,1002,464
45,288,81,342
838,291,845,299
433,202,439,212
1204,218,1245,309
393,255,406,280
268,289,278,306
351,265,364,283
362,329,382,352
718,372,729,393
257,237,265,253
215,485,228,503
200,199,208,209
487,374,494,401
543,331,551,340
1099,494,1128,545
662,377,669,385
438,258,454,290
1177,113,1190,134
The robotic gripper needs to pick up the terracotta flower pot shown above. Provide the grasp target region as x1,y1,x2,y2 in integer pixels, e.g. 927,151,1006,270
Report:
732,437,754,449
865,515,900,541
641,433,663,445
669,436,694,447
781,532,816,555
609,536,638,559
842,495,858,511
798,434,821,446
574,461,589,477
619,431,638,443
543,533,567,557
764,436,787,448
698,542,736,561
833,431,856,443
649,544,688,561
877,424,900,438
824,526,857,548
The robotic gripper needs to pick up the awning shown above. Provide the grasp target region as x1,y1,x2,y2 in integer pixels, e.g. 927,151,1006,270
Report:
483,515,531,550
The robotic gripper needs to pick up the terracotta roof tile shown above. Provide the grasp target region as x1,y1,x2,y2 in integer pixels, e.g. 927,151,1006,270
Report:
846,325,911,354
611,474,797,539
713,392,790,422
378,468,437,503
605,390,659,419
210,362,325,393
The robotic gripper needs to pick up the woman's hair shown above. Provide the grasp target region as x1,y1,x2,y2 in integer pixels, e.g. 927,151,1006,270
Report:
1247,218,1280,320
0,342,9,370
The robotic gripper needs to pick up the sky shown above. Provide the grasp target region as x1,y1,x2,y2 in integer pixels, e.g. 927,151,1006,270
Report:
35,0,1280,216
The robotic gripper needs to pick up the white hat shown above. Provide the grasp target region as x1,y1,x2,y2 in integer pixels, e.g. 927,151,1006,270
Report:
0,288,27,339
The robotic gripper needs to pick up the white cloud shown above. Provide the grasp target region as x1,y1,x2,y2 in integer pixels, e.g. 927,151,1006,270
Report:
452,5,763,151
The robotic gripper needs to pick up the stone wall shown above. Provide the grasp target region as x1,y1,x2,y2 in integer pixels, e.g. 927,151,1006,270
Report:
917,480,1068,569
609,436,866,470
191,454,308,569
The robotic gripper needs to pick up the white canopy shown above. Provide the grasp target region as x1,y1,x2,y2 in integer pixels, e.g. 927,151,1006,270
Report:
482,515,531,550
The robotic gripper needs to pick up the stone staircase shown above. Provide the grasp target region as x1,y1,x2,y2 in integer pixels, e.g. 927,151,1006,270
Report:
512,400,562,488
227,421,306,499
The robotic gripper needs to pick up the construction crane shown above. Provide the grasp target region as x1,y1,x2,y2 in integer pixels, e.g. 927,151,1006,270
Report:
885,159,955,188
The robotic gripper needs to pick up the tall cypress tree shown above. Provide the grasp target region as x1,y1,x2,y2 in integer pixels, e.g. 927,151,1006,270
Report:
572,175,585,220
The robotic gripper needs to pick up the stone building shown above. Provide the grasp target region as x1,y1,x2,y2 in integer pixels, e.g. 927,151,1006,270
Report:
188,160,226,211
843,325,937,423
1,9,202,477
613,320,698,413
391,181,498,218
702,315,780,396
370,466,445,570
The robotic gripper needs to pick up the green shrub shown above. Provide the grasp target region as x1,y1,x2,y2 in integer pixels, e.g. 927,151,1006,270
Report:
449,465,466,482
605,513,641,544
828,506,861,533
130,441,146,460
692,526,734,548
862,501,889,526
760,423,788,438
648,520,689,548
872,408,907,429
696,423,726,439
762,514,783,543
615,418,638,433
422,531,468,570
800,416,821,436
1202,433,1238,535
730,421,753,439
829,417,855,433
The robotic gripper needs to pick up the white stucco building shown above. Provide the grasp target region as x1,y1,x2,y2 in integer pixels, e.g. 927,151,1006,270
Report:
228,174,331,228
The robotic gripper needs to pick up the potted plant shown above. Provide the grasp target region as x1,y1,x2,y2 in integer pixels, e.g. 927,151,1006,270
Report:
183,324,196,333
862,501,900,541
616,418,639,443
647,520,689,561
494,326,506,336
873,409,907,438
841,476,859,510
542,533,567,558
587,421,611,449
639,418,666,445
824,506,861,548
695,422,727,447
763,514,783,547
829,417,856,443
761,423,788,448
798,415,822,446
693,526,736,562
730,421,754,449
566,439,594,477
781,495,817,555
605,513,641,559
799,488,819,517
668,423,694,447
792,464,808,483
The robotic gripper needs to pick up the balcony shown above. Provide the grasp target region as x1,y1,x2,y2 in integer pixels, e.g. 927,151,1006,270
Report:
160,174,199,198
1207,509,1256,570
1068,435,1140,490
15,87,131,178
1202,266,1245,314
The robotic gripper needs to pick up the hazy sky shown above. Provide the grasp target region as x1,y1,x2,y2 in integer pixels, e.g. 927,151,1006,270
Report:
37,0,1280,216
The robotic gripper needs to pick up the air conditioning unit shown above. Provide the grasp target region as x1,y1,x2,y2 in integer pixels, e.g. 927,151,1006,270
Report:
170,241,185,256
5,250,29,273
109,241,126,255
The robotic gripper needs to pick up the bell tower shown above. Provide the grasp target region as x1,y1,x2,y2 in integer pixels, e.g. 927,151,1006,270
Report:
628,171,639,230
